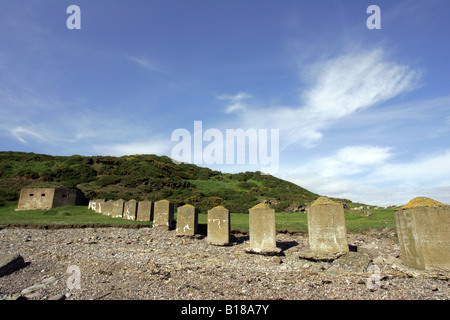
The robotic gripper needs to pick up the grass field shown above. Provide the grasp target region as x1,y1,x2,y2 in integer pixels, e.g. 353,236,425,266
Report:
0,203,152,228
0,202,397,232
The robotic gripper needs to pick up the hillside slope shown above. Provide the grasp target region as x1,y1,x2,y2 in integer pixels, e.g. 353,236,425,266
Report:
0,151,327,212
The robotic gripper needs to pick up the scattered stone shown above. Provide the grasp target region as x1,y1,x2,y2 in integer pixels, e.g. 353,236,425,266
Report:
0,293,23,300
21,283,46,296
363,210,372,217
327,252,372,274
41,276,58,285
298,250,344,262
373,256,384,265
272,257,283,264
1,225,449,300
360,242,377,251
385,256,402,265
48,294,66,300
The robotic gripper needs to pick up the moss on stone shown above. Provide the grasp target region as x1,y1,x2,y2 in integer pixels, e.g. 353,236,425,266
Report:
251,203,270,210
311,196,338,206
399,197,447,210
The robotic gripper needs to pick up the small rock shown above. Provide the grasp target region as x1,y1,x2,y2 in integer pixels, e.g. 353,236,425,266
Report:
48,294,66,300
373,256,384,264
327,252,372,274
272,257,283,264
385,256,402,265
244,247,283,256
23,291,42,300
0,293,23,300
360,242,377,251
21,283,46,296
298,250,344,262
41,276,58,285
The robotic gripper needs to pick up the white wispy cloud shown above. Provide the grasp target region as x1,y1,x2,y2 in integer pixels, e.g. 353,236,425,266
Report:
336,146,393,167
238,48,421,148
283,146,450,206
10,126,45,144
127,56,162,73
292,145,394,179
217,92,252,113
301,48,420,119
369,149,450,185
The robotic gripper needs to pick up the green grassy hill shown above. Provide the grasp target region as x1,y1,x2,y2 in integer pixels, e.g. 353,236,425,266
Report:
0,151,341,213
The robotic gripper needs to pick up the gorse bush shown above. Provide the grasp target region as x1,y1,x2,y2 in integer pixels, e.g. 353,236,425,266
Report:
0,151,325,213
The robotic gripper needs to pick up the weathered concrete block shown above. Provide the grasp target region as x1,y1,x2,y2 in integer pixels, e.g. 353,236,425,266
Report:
95,199,105,214
306,197,349,255
245,203,281,255
111,199,125,218
207,206,230,245
102,200,113,216
123,200,137,220
137,200,153,222
176,204,198,236
395,197,450,271
153,200,174,230
88,200,96,211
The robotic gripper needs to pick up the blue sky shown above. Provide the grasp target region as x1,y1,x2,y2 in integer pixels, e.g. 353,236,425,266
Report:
1,0,450,206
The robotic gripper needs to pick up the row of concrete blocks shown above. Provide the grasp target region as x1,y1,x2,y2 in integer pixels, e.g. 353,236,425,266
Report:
88,196,450,271
88,199,231,246
88,199,283,252
303,196,449,272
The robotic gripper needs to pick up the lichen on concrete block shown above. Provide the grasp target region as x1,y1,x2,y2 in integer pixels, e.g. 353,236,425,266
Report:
395,197,449,271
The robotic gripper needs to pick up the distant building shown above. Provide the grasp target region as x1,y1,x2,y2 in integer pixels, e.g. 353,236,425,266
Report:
16,187,85,211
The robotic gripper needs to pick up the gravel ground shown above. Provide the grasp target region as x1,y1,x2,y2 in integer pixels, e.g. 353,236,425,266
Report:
0,226,448,300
